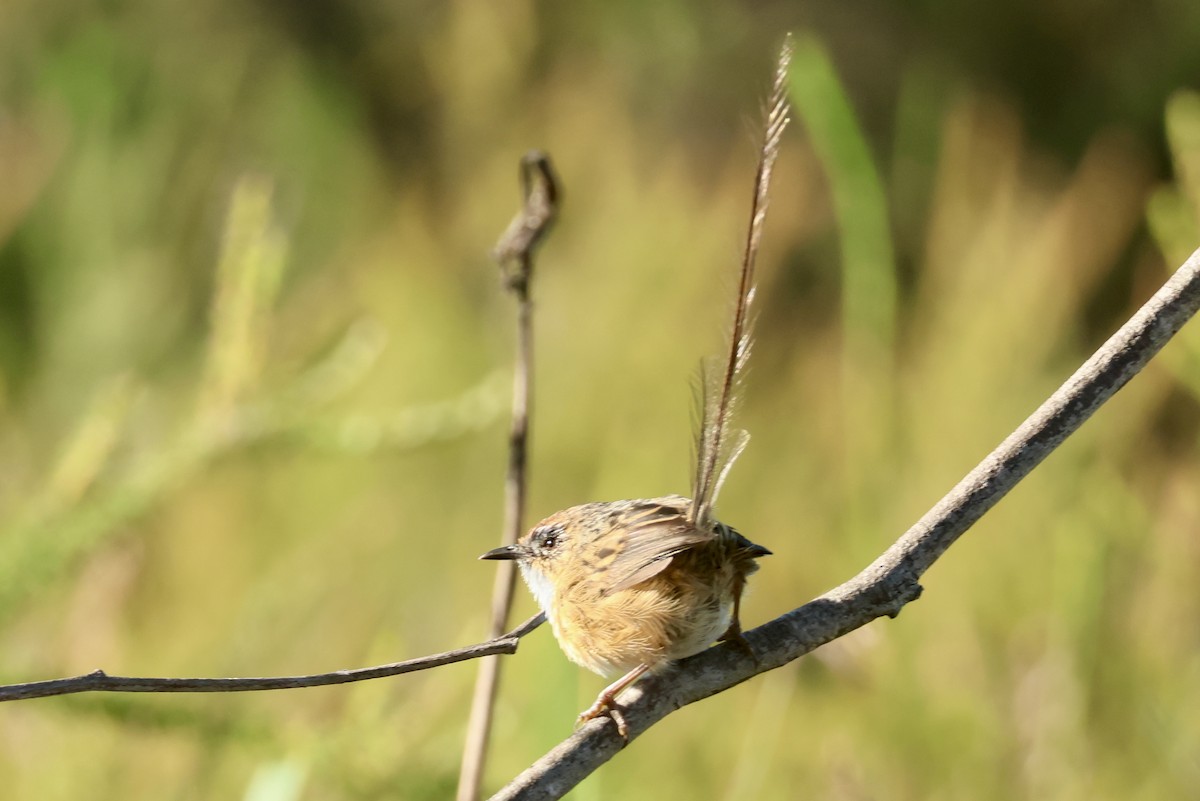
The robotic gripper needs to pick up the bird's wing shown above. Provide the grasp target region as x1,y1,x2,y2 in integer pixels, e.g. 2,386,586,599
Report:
597,500,714,595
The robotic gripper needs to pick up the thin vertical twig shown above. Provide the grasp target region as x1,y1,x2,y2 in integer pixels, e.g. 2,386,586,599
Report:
457,152,561,801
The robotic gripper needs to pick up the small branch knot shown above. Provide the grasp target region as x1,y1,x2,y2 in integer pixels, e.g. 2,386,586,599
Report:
859,576,923,619
492,151,561,294
885,581,923,618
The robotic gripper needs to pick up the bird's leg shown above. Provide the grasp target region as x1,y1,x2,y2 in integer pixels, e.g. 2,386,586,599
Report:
576,663,651,741
718,578,759,664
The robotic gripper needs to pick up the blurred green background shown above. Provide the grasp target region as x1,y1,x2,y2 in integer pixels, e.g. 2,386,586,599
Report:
2,1,1199,799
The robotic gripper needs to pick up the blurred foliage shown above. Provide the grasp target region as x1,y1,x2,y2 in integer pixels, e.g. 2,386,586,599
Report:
0,2,1198,800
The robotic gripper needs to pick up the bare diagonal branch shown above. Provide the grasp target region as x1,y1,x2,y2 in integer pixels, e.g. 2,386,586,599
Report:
489,245,1200,801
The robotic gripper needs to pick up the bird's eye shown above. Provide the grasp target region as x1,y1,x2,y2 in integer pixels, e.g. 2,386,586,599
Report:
536,525,562,550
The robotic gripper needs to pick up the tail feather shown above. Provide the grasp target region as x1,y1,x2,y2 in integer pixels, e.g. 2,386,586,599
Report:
689,35,793,527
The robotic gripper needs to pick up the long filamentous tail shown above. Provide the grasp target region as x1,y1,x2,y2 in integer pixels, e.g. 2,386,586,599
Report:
690,35,793,528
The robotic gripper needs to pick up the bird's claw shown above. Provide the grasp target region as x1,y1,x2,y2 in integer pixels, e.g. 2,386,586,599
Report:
720,625,761,667
576,699,630,742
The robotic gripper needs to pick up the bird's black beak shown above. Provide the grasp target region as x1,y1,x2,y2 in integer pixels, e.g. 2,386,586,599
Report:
479,544,522,561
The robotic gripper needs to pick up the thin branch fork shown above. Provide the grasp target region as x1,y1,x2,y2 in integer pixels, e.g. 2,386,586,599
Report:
489,246,1200,801
0,612,545,703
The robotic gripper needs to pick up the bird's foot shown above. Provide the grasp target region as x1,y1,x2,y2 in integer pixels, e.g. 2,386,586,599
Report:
719,621,760,666
576,695,630,742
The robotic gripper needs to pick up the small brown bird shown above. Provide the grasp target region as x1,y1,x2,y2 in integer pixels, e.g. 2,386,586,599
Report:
482,38,791,738
481,496,770,736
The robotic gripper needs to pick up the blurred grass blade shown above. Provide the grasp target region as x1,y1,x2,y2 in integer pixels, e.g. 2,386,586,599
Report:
788,33,898,530
1165,90,1200,220
243,759,309,801
201,176,287,418
788,34,897,358
1148,90,1200,400
42,374,136,509
274,318,388,413
295,369,508,454
1148,91,1200,267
